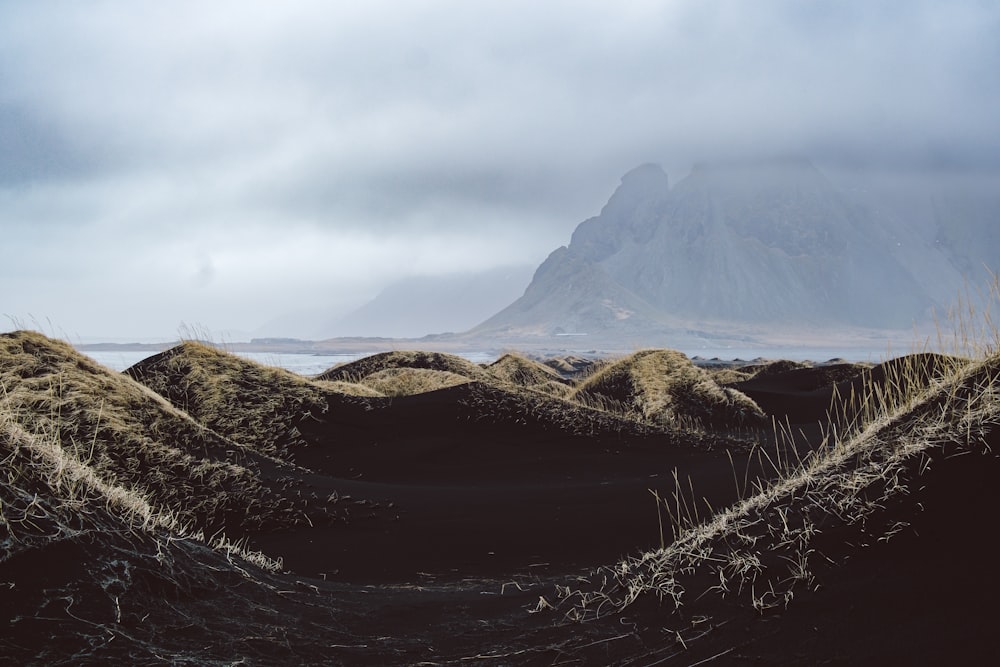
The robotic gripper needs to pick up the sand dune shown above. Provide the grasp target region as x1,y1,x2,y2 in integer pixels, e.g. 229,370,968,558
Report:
316,349,490,383
572,349,767,429
2,331,998,664
1,332,345,537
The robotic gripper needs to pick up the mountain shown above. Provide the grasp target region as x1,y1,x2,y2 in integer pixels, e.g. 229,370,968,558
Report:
473,158,996,342
477,246,673,336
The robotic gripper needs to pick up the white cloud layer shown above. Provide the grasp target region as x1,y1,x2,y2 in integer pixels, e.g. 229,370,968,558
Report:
2,1,999,339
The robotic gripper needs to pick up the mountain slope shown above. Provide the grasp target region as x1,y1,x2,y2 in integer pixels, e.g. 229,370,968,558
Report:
475,246,673,336
473,157,994,341
611,157,927,325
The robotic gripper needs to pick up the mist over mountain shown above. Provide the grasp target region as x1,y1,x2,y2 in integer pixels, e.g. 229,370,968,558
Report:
324,265,535,338
474,157,998,342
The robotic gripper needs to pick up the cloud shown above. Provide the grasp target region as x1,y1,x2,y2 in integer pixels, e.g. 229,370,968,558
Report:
2,0,999,339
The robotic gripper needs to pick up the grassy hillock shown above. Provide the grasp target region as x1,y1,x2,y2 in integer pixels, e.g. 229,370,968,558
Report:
482,353,573,398
543,354,602,379
486,353,569,387
571,349,766,429
0,390,379,665
554,348,1000,660
1,332,342,538
5,322,999,664
356,367,472,396
316,350,489,383
125,341,350,460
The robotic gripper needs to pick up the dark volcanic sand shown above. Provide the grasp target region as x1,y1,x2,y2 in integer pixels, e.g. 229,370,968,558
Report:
632,428,1000,666
251,384,756,582
6,355,999,665
239,363,999,665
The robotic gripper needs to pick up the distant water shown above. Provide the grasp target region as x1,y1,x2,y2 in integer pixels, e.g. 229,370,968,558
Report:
79,349,498,376
682,346,894,364
80,345,897,377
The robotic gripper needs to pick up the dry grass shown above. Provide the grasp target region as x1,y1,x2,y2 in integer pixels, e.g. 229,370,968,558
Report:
554,347,1000,643
316,350,489,383
358,367,472,396
448,380,672,441
0,395,338,663
543,355,604,379
1,331,339,540
526,380,577,399
742,359,812,378
125,341,337,460
701,366,756,385
571,349,766,429
1,410,168,559
483,353,578,398
544,281,1000,652
486,353,570,387
827,352,968,433
313,378,385,397
314,349,580,400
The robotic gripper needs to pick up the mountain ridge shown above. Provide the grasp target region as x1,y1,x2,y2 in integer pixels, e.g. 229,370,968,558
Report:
471,157,996,342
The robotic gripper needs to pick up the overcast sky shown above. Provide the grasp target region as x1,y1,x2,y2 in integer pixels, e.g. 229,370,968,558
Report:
3,0,999,341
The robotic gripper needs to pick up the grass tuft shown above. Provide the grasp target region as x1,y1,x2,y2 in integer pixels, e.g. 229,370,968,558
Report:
570,349,767,430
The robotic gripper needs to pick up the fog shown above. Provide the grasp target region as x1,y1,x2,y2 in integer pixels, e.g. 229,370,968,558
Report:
3,1,998,341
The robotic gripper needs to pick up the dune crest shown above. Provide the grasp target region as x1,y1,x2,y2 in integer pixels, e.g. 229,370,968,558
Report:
2,330,998,664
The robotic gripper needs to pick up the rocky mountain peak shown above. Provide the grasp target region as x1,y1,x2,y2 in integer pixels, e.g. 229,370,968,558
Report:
601,163,670,216
569,163,669,262
473,157,980,341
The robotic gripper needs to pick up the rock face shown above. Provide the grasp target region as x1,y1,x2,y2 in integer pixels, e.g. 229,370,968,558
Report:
474,157,996,340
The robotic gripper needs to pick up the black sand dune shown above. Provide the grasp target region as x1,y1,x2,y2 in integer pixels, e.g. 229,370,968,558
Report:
573,349,767,430
316,349,490,383
486,352,571,386
3,331,999,664
124,343,754,580
732,353,961,425
681,430,1000,665
730,361,872,423
0,333,347,537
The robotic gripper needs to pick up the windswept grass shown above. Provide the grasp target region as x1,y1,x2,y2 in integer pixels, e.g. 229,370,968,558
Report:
1,332,341,538
486,353,570,387
827,352,968,434
358,367,472,396
316,350,489,383
313,378,385,397
743,359,812,378
700,366,756,385
0,395,363,664
524,379,577,399
538,281,1000,660
571,349,766,429
543,354,603,379
125,341,337,460
553,347,1000,649
483,353,576,398
455,380,664,439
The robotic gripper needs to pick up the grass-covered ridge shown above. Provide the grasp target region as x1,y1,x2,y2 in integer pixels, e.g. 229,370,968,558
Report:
486,352,569,386
0,393,371,664
316,349,490,383
552,348,1000,655
1,331,342,538
125,341,350,460
571,349,767,429
5,318,1000,664
124,340,679,449
356,367,473,396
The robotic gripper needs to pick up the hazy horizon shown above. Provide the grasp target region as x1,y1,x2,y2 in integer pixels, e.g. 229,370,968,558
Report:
4,1,1000,342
